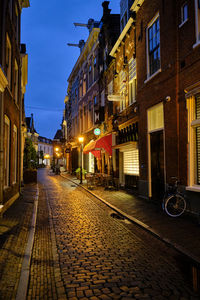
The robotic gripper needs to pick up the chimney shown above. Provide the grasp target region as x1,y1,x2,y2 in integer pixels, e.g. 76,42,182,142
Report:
102,1,111,15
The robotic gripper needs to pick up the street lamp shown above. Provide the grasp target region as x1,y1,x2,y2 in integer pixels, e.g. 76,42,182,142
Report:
78,136,84,184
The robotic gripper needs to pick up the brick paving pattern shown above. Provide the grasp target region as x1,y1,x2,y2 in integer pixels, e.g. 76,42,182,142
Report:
27,183,66,300
62,173,200,261
0,185,36,300
41,170,199,299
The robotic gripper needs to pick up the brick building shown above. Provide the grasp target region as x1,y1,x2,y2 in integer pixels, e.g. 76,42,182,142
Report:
65,1,120,175
64,0,200,214
132,0,200,212
0,0,29,212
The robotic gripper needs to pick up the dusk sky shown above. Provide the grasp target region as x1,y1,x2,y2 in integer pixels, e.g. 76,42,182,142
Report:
21,0,120,139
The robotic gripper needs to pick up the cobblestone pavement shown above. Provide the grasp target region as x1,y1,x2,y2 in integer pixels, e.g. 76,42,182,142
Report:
0,185,36,300
38,169,199,300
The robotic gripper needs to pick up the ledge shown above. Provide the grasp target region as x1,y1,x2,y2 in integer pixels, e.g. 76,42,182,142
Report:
186,185,200,193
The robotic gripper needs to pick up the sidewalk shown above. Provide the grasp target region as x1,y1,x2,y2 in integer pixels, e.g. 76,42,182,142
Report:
0,183,38,299
61,172,200,266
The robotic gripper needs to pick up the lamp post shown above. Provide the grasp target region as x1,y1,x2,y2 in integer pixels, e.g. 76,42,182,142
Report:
78,136,84,184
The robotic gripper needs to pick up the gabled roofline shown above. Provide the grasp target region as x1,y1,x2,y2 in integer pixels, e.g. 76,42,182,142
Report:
67,27,100,83
110,17,134,57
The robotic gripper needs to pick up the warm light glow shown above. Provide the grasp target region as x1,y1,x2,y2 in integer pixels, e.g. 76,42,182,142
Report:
44,154,50,159
55,147,59,152
78,136,84,143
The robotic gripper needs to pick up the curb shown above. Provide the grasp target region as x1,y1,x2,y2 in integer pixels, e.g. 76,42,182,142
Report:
16,184,39,300
61,174,200,267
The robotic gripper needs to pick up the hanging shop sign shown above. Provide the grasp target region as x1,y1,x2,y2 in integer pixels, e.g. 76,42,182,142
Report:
94,128,101,136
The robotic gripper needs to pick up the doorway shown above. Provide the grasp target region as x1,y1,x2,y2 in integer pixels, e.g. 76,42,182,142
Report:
150,130,165,202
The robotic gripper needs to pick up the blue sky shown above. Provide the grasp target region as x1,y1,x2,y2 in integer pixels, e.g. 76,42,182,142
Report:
21,0,120,139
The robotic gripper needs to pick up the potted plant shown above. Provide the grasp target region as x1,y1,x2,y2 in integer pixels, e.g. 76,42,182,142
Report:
23,138,38,184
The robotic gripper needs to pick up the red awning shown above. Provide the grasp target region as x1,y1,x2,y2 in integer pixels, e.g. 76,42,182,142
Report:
83,134,112,157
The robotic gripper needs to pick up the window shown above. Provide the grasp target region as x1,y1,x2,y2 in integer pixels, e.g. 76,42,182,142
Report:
187,93,200,190
4,115,10,188
6,34,12,88
119,70,126,111
79,79,83,98
94,96,97,106
14,60,19,103
147,14,160,78
194,0,200,46
128,58,137,105
83,74,86,96
13,125,18,183
180,2,188,25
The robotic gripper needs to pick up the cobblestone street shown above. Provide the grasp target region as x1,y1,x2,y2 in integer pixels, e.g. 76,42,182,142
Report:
28,169,198,299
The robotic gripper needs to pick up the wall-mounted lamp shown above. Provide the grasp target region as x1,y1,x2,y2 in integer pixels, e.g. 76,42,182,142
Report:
165,96,171,103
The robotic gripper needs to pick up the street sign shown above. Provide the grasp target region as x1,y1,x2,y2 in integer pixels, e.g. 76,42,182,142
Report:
94,128,101,136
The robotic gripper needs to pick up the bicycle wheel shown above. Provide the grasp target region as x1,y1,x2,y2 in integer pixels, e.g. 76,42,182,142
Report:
164,194,186,217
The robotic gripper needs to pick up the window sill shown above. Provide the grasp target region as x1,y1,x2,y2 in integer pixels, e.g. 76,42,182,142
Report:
179,19,188,28
186,185,200,193
144,68,161,84
193,40,200,49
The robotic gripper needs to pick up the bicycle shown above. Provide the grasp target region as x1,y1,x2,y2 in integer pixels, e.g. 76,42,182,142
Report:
162,177,186,217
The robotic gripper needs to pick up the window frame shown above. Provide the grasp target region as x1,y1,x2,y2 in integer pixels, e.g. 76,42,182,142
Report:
186,92,200,192
180,2,188,26
13,125,18,184
6,34,12,88
4,115,10,188
194,0,200,48
128,58,137,105
146,13,161,80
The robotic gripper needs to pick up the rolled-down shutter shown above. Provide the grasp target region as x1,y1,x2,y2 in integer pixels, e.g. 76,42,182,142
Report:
123,149,139,176
196,96,200,184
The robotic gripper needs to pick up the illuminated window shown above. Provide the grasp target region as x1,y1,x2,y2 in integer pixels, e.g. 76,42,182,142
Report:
147,13,160,78
124,149,139,176
6,34,12,88
13,125,18,183
4,115,10,188
83,74,86,96
119,70,126,111
187,93,200,189
128,58,136,105
148,102,164,132
14,60,19,103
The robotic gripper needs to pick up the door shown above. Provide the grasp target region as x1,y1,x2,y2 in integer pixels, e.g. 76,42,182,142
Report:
150,130,165,202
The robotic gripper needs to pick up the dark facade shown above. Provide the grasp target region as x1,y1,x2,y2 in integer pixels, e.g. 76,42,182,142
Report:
0,0,29,212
